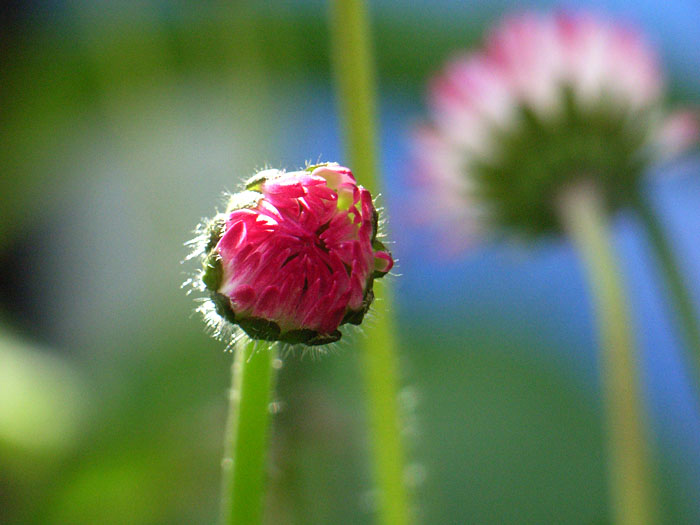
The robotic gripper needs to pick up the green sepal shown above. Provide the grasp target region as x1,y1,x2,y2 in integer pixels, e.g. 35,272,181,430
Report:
342,284,374,325
371,207,379,242
470,87,652,237
304,162,331,172
237,317,281,342
342,307,366,326
305,330,342,346
213,301,342,346
226,190,263,213
372,238,387,253
244,171,274,192
205,216,226,254
211,292,236,325
280,329,322,345
201,253,223,291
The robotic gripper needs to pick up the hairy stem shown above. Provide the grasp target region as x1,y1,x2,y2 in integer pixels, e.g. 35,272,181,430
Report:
329,1,411,523
220,339,277,525
361,280,410,525
558,181,657,525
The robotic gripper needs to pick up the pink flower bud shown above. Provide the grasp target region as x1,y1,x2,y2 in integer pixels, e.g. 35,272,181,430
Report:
196,163,393,346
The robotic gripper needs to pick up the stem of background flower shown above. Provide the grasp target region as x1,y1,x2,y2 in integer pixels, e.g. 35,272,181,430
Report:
220,339,277,525
632,191,700,396
328,1,411,524
558,181,657,525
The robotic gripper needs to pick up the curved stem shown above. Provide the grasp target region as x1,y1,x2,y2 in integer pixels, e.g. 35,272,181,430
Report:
632,191,700,394
329,1,411,524
558,182,657,525
220,339,277,525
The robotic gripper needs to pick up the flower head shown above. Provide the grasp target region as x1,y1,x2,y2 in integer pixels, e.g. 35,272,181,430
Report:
193,163,393,346
415,11,698,244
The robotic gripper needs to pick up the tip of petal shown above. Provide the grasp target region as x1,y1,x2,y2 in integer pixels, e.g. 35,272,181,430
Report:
310,164,357,191
373,251,394,275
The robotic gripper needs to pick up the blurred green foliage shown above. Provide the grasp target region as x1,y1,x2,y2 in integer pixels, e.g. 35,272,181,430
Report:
1,4,485,241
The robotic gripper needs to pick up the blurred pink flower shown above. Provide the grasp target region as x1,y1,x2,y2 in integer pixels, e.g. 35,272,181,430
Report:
415,11,698,246
198,164,392,346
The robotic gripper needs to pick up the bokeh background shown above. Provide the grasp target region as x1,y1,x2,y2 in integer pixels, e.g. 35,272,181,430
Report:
2,1,700,523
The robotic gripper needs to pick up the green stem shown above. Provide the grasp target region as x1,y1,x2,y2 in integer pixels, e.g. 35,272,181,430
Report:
558,182,657,525
361,281,410,525
220,339,277,525
328,1,410,524
632,191,700,392
329,0,380,195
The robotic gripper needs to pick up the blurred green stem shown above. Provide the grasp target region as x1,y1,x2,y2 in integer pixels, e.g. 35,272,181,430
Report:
329,0,379,195
220,339,277,525
632,191,700,393
329,1,410,524
558,181,657,525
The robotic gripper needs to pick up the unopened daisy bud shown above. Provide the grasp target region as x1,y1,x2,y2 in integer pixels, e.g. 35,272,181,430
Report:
194,163,393,346
415,11,698,242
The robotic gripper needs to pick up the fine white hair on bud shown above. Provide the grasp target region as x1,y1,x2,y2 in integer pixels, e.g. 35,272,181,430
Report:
187,163,394,347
